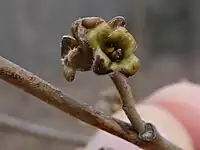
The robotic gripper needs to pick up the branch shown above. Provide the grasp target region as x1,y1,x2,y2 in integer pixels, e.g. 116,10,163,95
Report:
0,113,89,146
0,56,138,144
0,56,181,150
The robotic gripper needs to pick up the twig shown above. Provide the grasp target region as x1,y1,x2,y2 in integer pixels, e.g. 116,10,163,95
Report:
109,72,183,150
0,56,182,150
0,113,89,146
109,72,145,133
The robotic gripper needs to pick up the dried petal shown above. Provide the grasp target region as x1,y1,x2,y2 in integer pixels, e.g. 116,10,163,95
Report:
61,35,78,58
107,16,126,29
82,17,105,29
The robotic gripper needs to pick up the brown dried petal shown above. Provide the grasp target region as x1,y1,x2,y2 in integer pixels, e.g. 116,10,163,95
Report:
107,16,126,29
82,17,105,29
71,17,105,42
61,35,78,58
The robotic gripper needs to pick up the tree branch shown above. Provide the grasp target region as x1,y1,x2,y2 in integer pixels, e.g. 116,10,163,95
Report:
0,56,181,150
0,56,138,144
0,113,89,146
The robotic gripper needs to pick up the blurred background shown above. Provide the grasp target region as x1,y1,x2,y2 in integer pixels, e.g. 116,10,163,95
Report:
0,0,200,149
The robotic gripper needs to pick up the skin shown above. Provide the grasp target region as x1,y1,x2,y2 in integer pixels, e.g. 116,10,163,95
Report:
84,81,200,150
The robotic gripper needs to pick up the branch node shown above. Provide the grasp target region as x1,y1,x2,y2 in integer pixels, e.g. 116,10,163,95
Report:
138,122,157,142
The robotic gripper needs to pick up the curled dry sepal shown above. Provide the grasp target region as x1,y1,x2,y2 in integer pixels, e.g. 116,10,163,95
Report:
61,16,140,81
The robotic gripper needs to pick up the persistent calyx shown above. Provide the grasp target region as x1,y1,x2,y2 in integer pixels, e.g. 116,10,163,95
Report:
61,16,140,82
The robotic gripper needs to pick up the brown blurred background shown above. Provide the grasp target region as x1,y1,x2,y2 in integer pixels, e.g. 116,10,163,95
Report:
0,0,200,149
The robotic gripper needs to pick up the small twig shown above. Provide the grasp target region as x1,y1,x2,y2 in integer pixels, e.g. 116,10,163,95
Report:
0,56,182,150
109,72,182,150
0,113,89,146
109,72,145,133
